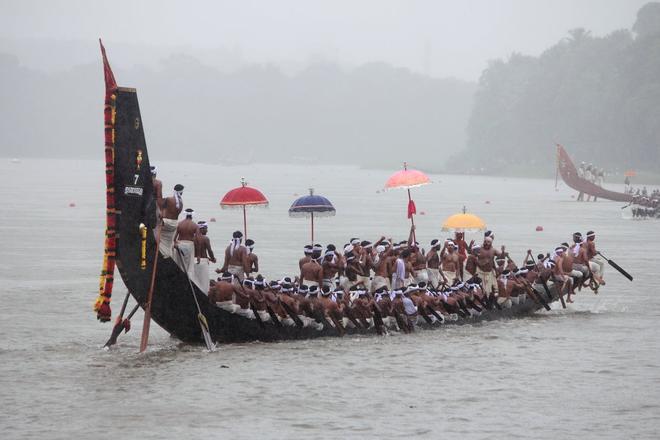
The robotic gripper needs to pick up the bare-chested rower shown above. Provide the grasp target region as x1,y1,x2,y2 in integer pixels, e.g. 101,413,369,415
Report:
371,243,391,292
299,245,313,271
300,248,324,288
150,166,164,211
321,248,340,288
193,221,215,291
476,236,501,298
426,239,441,289
440,239,461,285
158,183,184,257
585,231,605,285
173,208,198,281
208,272,241,306
244,239,259,277
218,231,248,283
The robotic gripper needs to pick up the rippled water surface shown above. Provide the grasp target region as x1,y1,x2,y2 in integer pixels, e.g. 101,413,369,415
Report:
1,159,659,439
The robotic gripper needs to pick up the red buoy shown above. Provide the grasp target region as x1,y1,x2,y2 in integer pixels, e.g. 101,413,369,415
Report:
536,226,543,232
69,202,76,207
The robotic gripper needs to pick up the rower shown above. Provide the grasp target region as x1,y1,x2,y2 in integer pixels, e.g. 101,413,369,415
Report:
173,208,198,282
496,269,513,308
465,244,479,278
321,247,340,288
371,244,391,292
159,183,184,258
440,239,461,284
551,246,574,301
426,239,442,289
392,249,411,289
299,245,313,271
476,236,500,299
194,221,215,292
150,165,164,212
300,246,323,288
402,285,418,331
208,272,241,311
585,231,605,285
218,231,248,284
411,241,428,285
454,231,468,279
245,239,259,277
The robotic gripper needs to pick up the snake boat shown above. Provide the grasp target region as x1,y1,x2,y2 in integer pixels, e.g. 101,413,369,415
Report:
95,43,565,345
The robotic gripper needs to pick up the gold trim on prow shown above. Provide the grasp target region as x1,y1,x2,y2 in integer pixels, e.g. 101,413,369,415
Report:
117,86,137,93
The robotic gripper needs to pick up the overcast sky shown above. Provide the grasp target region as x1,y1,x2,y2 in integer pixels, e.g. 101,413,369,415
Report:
0,0,650,80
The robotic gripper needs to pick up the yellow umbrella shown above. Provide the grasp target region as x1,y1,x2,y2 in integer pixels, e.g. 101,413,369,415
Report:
441,207,486,232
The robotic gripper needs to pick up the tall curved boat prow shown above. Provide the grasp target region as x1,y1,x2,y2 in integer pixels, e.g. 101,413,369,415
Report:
556,144,633,202
97,42,563,346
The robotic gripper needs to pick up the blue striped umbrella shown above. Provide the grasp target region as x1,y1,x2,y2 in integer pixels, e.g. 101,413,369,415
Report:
289,188,336,243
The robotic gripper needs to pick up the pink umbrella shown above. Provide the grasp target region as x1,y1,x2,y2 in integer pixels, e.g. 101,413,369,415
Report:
384,162,430,241
220,178,268,238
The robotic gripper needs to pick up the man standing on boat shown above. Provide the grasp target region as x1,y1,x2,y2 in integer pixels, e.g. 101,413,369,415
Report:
244,239,259,278
440,239,461,284
173,208,200,287
426,239,441,289
392,249,411,289
150,165,163,211
300,247,323,288
476,236,500,297
219,231,248,284
577,162,586,201
299,245,313,271
159,183,184,258
194,221,215,292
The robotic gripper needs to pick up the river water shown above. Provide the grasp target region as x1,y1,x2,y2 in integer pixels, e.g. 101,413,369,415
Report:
1,158,658,439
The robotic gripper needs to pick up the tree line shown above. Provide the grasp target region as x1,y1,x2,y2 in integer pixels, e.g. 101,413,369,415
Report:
455,2,660,176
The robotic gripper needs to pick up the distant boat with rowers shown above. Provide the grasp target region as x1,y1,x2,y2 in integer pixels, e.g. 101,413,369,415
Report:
556,144,633,203
95,42,569,347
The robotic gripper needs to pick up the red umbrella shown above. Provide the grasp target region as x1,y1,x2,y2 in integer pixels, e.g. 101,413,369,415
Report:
384,162,430,241
220,178,268,238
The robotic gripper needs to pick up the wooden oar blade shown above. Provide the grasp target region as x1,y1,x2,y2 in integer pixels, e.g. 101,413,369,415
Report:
607,260,633,281
197,313,215,351
598,252,633,282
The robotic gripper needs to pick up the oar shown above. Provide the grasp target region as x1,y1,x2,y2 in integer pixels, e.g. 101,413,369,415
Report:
266,304,283,328
104,302,140,348
544,276,565,309
106,291,130,344
140,223,161,352
522,282,551,311
250,302,266,329
597,251,633,281
176,248,215,351
279,300,304,328
371,303,385,334
426,304,444,323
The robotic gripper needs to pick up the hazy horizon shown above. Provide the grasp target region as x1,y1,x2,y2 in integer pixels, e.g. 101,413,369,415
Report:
0,0,649,80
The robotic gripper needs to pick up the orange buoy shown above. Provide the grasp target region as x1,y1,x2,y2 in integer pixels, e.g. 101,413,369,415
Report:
209,217,216,222
536,226,543,232
69,202,76,207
